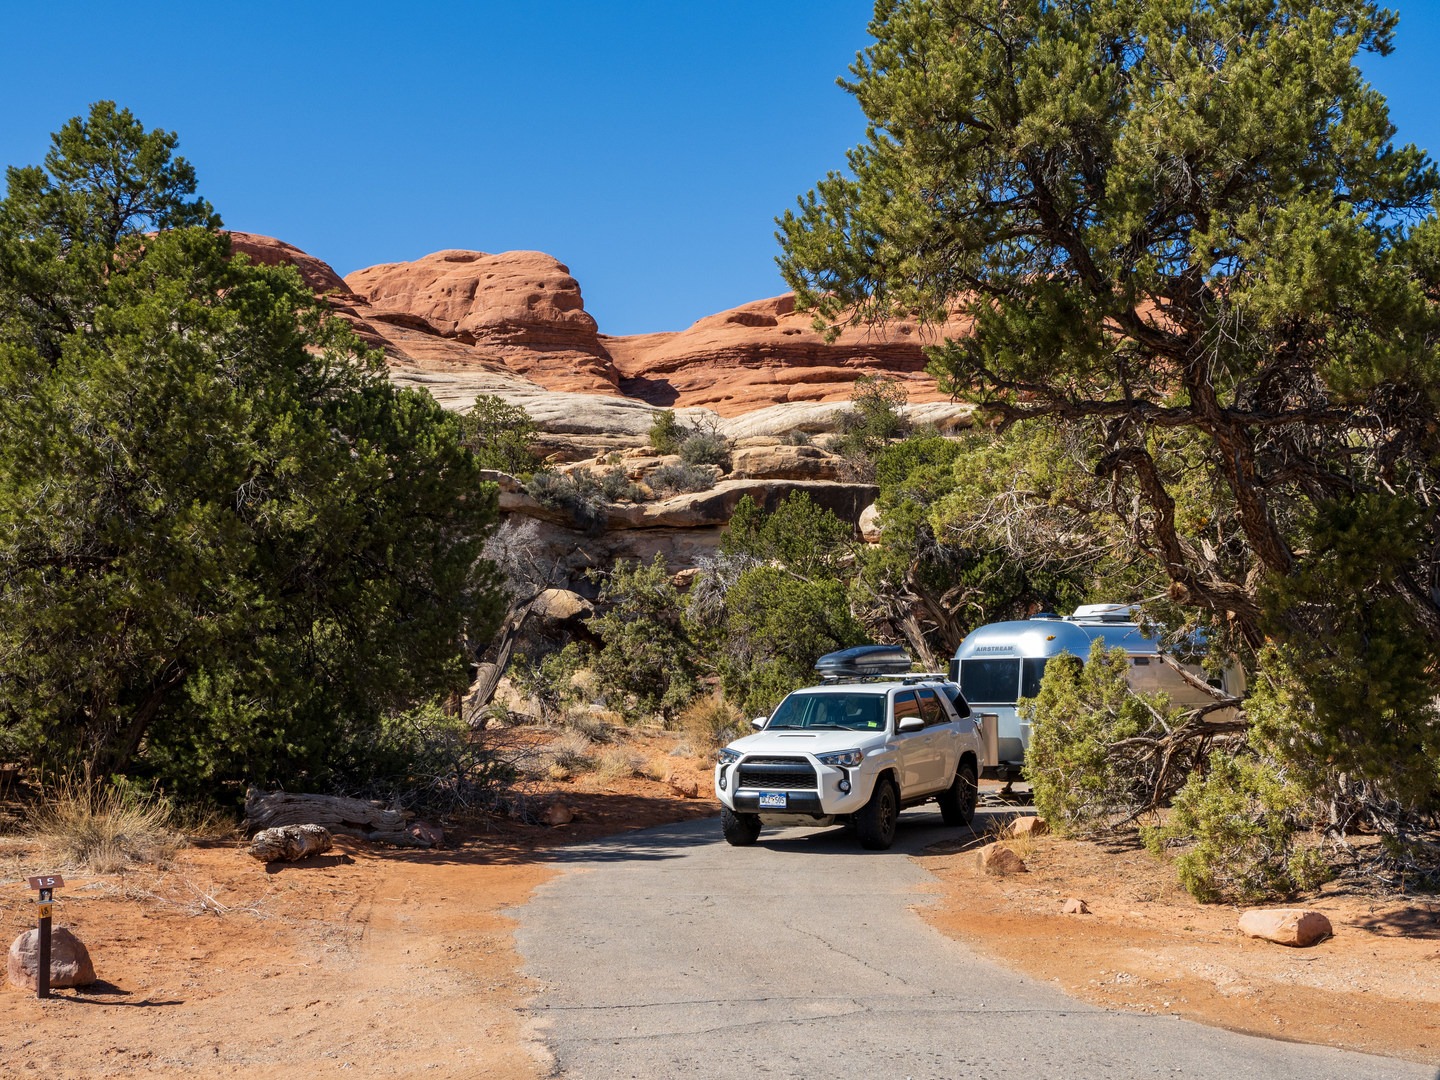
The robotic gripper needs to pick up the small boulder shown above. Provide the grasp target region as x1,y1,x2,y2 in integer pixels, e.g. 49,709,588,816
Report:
858,503,883,543
978,843,1028,875
665,773,701,799
248,823,334,863
407,820,444,848
1062,898,1091,915
542,801,575,827
1009,815,1049,838
531,588,594,624
8,927,96,990
1238,908,1333,947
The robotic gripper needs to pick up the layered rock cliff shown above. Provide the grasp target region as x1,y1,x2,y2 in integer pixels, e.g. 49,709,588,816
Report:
225,231,975,571
228,232,973,428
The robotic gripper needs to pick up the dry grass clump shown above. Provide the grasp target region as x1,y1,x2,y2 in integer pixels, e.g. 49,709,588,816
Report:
29,778,185,873
563,705,620,744
594,746,648,782
518,731,599,781
677,691,743,756
982,815,1040,862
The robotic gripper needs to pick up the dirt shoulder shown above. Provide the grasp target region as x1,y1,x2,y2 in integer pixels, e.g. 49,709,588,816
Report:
0,761,715,1080
3,763,1438,1075
916,818,1440,1066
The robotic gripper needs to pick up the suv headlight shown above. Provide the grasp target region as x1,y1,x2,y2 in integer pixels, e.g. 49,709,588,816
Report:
817,749,864,768
717,748,741,765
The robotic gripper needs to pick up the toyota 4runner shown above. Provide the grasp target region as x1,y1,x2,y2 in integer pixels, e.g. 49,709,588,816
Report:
714,646,984,850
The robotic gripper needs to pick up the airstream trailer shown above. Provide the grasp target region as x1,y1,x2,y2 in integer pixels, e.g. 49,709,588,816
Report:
950,604,1243,779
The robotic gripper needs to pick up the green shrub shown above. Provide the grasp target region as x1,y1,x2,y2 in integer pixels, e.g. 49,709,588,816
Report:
649,410,687,453
680,431,732,469
720,492,854,578
1143,752,1330,903
597,467,644,502
526,470,607,529
360,701,522,814
588,556,696,720
650,462,716,495
708,566,868,717
511,643,592,722
1023,640,1182,834
459,394,543,474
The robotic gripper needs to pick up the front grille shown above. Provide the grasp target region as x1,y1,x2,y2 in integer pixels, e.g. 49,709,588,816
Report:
737,757,817,791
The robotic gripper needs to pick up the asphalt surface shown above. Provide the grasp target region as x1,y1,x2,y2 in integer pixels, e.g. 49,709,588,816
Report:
513,807,1437,1080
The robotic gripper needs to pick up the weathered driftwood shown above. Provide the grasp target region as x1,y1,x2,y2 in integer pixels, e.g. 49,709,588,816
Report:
248,823,334,863
244,789,443,848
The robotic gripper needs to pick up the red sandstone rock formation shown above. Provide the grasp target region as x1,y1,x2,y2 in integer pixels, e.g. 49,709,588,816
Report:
603,294,973,417
225,234,971,416
226,232,356,297
344,249,622,396
344,250,604,352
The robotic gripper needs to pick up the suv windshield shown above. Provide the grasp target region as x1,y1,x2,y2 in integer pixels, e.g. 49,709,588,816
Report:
766,693,885,731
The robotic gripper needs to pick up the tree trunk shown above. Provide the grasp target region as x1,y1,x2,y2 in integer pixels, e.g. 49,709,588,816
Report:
464,597,539,721
243,789,442,848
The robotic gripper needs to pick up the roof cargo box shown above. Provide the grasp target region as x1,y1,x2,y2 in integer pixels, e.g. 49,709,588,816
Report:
814,644,913,678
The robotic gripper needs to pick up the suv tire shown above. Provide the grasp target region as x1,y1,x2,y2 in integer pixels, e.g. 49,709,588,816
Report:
938,760,978,827
721,807,761,846
855,778,898,850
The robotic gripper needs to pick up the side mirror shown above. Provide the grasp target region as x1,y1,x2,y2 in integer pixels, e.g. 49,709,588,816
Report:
897,716,925,733
751,716,767,730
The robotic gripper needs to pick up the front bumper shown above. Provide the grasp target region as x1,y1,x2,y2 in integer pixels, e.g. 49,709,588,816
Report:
714,759,874,817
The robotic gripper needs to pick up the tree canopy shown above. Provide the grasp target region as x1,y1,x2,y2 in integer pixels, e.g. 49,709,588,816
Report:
778,1,1440,827
0,103,504,797
779,0,1440,637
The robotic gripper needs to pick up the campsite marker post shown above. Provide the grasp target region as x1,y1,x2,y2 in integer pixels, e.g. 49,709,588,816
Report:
26,873,64,998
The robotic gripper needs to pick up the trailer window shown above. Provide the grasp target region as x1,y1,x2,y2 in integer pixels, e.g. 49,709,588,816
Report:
958,658,1020,704
1020,658,1049,700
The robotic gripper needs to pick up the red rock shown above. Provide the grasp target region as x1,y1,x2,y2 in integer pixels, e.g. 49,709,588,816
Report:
978,843,1028,875
542,802,575,827
665,773,701,799
245,235,980,418
8,927,96,990
1062,898,1091,914
226,232,355,297
605,294,974,416
1238,908,1333,947
346,249,608,352
1009,815,1049,838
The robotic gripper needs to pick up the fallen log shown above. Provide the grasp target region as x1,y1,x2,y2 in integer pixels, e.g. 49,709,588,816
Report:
248,824,334,863
244,789,443,849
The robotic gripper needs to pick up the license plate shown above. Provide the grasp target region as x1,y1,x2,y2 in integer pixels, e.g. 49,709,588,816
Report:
758,792,788,809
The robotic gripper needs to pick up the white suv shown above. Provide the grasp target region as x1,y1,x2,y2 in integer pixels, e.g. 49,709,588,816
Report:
714,648,983,850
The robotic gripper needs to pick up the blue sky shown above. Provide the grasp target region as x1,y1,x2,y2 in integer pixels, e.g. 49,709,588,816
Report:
3,2,1436,336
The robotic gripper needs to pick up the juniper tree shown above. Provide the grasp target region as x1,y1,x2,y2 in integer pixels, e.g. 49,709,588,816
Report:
778,1,1440,826
0,103,504,797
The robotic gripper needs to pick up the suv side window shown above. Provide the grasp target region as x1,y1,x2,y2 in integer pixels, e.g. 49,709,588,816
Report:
916,688,944,726
892,690,921,731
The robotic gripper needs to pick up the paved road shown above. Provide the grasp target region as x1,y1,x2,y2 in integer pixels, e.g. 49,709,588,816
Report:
514,808,1436,1080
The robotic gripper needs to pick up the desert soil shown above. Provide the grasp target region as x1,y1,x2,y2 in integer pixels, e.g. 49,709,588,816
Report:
2,763,1437,1077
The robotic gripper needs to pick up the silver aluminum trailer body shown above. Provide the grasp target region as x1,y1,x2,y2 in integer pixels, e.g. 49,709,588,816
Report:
949,606,1241,778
